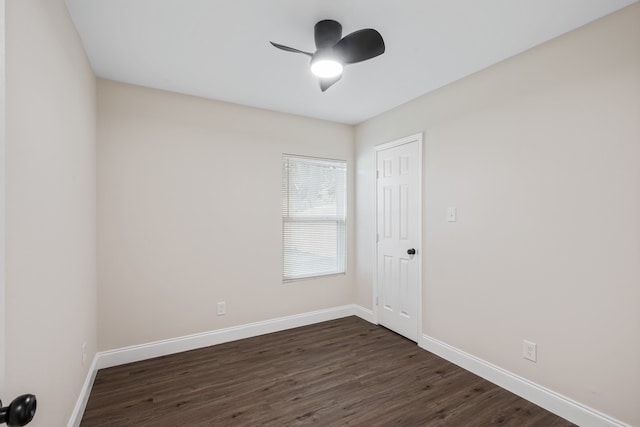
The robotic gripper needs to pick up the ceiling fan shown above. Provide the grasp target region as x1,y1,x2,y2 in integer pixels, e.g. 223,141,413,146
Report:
270,19,385,92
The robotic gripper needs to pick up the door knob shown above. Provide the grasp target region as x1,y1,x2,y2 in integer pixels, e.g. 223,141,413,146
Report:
407,248,416,255
0,394,36,426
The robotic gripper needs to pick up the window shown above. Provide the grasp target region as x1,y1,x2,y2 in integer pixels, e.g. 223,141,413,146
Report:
282,154,347,281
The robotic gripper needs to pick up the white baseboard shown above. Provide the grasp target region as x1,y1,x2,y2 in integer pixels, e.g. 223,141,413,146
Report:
72,306,626,427
420,334,629,427
352,304,375,323
68,304,370,425
67,355,98,427
95,304,369,370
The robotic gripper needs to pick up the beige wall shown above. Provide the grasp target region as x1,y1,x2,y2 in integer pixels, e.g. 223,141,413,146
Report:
97,80,355,350
0,0,6,396
5,0,97,426
355,4,640,425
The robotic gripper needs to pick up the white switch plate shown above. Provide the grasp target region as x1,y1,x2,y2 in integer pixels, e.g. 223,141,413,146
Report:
447,207,457,222
217,301,226,316
523,340,537,362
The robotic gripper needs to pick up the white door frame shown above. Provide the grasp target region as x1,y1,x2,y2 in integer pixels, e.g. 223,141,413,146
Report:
1,0,6,395
372,133,423,342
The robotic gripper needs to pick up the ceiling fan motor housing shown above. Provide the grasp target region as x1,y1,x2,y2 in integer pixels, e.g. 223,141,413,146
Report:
270,18,385,91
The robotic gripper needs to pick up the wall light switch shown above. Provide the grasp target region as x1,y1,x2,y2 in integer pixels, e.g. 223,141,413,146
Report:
447,207,457,222
217,301,226,316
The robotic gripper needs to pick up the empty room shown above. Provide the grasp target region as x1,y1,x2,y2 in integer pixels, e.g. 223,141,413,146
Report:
1,0,639,426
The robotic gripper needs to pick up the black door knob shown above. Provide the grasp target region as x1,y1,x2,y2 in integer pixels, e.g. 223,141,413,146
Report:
407,248,416,255
0,394,37,426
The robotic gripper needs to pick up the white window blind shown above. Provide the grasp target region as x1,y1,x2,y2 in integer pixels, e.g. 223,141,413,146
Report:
282,154,347,281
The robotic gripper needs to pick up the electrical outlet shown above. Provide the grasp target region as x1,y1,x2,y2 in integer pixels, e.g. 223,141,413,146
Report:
447,207,457,222
217,301,226,316
523,340,537,362
82,342,87,366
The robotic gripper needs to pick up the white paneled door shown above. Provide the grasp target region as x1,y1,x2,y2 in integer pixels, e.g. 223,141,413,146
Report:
375,135,422,342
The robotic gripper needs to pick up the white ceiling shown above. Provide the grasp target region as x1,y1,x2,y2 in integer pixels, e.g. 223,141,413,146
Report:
65,0,637,125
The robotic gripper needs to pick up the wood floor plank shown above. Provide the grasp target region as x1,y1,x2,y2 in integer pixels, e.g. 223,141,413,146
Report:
81,317,575,426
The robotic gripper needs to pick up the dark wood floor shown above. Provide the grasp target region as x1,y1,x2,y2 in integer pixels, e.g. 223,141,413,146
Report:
81,317,575,426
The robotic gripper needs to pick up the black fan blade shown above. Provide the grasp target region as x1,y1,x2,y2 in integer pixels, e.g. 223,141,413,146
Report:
333,29,385,64
319,74,342,92
270,42,313,57
314,20,342,49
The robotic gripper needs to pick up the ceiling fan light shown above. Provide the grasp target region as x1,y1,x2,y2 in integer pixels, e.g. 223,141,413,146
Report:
310,58,343,78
